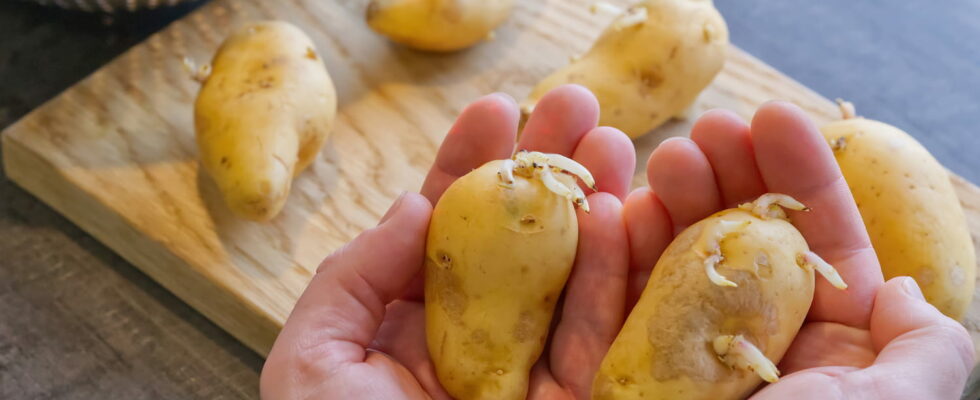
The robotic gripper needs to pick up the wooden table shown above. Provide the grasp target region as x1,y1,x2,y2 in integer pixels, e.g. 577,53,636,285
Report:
0,0,977,398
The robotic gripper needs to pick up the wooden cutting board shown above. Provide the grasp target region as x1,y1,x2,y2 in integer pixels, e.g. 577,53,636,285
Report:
3,0,980,390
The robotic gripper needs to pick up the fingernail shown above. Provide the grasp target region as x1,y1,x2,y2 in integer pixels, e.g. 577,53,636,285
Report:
657,136,686,148
379,192,408,225
902,277,925,300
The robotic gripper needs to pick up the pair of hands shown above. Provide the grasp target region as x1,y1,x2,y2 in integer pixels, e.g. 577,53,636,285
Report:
260,85,974,400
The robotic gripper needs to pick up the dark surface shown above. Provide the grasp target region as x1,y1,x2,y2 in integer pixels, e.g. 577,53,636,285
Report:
0,0,977,398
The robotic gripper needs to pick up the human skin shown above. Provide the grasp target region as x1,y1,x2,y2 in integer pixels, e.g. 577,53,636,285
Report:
260,90,974,400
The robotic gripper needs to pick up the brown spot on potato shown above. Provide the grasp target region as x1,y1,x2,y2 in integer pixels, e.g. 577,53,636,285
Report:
669,45,679,59
521,215,536,224
644,224,780,383
949,264,965,287
438,252,452,269
441,2,463,22
917,267,935,286
755,251,773,279
305,47,317,60
830,136,847,152
637,68,664,89
429,257,468,320
512,310,535,342
470,329,489,344
702,24,715,42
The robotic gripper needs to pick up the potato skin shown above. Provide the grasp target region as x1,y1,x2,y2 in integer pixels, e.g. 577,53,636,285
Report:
525,0,728,139
194,21,336,221
593,209,813,400
366,0,514,52
822,118,975,320
426,160,577,400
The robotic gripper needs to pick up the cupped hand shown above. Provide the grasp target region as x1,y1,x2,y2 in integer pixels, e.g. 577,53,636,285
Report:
624,101,974,399
260,85,637,399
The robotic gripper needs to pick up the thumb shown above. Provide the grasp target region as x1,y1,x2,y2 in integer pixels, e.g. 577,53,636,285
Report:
865,277,975,399
266,192,432,366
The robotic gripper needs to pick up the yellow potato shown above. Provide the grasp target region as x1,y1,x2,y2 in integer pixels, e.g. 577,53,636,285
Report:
594,194,846,400
822,103,975,320
523,0,728,139
366,0,513,52
194,21,336,221
426,151,594,400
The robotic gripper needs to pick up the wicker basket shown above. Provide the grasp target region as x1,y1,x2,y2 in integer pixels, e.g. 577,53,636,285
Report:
26,0,193,12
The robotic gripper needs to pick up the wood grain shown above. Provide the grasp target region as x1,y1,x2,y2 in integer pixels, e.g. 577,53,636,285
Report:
1,0,978,386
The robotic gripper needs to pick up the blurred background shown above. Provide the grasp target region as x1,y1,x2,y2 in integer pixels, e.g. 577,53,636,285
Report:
0,0,977,398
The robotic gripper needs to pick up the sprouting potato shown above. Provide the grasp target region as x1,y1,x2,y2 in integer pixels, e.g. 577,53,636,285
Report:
593,194,846,400
194,21,336,221
426,151,595,400
822,101,976,320
523,0,728,139
366,0,514,52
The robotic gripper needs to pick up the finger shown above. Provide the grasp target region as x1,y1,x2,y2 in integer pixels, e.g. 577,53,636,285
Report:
689,109,767,206
265,193,432,373
371,300,452,400
517,84,599,156
870,277,974,360
750,101,882,327
622,188,672,308
647,137,723,233
851,277,972,399
420,93,519,203
571,126,635,199
527,362,568,400
549,193,629,398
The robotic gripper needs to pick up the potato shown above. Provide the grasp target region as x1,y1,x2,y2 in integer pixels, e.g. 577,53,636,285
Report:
366,0,513,52
194,21,336,221
425,151,595,400
593,194,846,400
523,0,728,139
821,102,975,320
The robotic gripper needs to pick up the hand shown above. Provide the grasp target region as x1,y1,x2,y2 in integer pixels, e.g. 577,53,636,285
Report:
624,101,975,399
260,85,637,399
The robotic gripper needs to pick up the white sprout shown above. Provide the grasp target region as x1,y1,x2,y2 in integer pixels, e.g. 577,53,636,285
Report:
510,151,594,212
835,98,856,120
705,254,736,287
520,102,535,117
589,1,622,16
538,166,577,204
571,185,590,213
536,152,597,190
497,159,516,188
611,6,648,31
181,56,211,83
694,220,749,287
713,335,780,383
799,251,848,290
739,193,808,220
